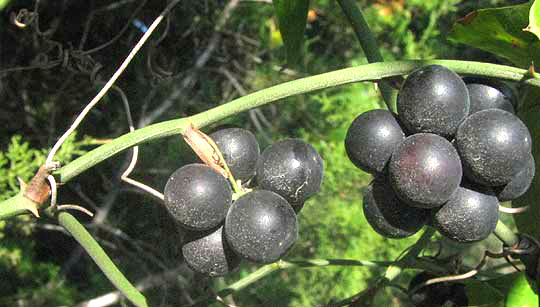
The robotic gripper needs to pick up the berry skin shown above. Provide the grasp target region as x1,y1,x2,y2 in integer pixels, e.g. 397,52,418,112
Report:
496,152,535,202
432,184,499,243
455,109,532,186
210,128,260,182
389,133,462,208
224,190,298,264
397,65,470,138
164,164,232,231
256,139,324,204
182,226,240,277
363,176,430,238
465,80,515,114
345,109,405,174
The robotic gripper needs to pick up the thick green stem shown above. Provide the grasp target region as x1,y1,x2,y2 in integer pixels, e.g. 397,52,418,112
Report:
0,193,39,220
493,219,520,247
57,212,148,307
337,0,396,110
53,60,540,186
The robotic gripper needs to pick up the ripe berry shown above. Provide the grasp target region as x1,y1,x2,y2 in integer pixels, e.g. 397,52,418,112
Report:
432,183,499,243
455,109,532,186
464,78,515,114
363,176,430,238
210,127,260,182
345,109,405,174
224,190,297,264
182,226,240,277
496,152,535,202
256,139,324,204
397,65,469,138
389,133,462,208
164,164,232,231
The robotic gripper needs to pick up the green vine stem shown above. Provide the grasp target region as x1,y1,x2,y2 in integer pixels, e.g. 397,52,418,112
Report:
50,60,540,188
189,259,391,307
57,211,148,307
493,219,520,247
0,193,39,219
337,0,396,110
189,229,440,307
327,227,436,306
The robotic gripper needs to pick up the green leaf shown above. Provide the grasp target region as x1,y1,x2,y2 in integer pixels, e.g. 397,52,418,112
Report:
505,272,538,307
448,2,540,68
273,0,310,67
524,0,540,40
464,280,505,307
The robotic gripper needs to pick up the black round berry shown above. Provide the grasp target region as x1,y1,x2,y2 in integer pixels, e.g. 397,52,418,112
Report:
210,128,260,182
256,139,324,204
182,226,240,277
432,184,499,243
455,109,532,186
345,109,405,174
164,164,232,231
363,176,430,238
224,190,298,264
397,65,470,138
389,133,462,208
496,152,535,201
465,81,515,114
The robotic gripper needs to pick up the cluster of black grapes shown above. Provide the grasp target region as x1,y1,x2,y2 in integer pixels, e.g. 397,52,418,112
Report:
163,128,324,276
345,64,535,243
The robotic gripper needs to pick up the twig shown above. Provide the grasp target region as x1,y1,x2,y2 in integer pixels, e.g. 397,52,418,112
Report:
46,0,181,163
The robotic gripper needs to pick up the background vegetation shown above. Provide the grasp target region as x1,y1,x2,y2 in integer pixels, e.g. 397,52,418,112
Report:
0,0,528,306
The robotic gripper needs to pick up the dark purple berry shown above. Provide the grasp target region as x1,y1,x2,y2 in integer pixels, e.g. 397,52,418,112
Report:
397,65,470,138
465,81,515,114
456,109,532,186
363,176,430,238
345,109,405,174
210,128,260,182
389,133,462,208
224,190,297,264
182,226,240,277
164,164,232,231
432,184,499,243
256,139,324,204
496,152,535,201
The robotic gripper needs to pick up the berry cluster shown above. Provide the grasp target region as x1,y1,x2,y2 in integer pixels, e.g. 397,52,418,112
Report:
164,128,324,276
346,65,535,243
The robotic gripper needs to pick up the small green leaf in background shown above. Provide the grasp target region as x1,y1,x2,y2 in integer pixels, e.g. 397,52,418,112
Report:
524,0,540,40
464,280,505,307
448,1,540,68
273,0,310,67
505,272,538,307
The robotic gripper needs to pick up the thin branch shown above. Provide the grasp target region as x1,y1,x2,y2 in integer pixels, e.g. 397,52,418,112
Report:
46,0,182,163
